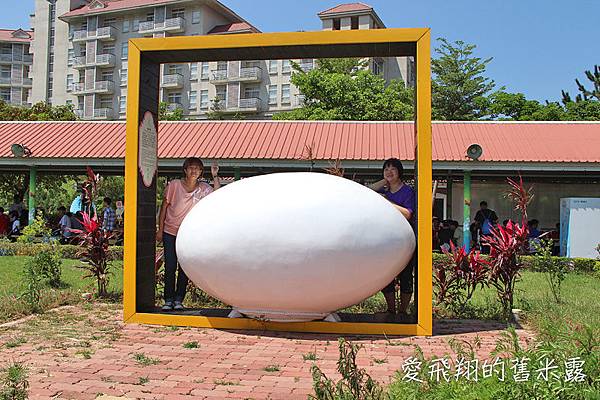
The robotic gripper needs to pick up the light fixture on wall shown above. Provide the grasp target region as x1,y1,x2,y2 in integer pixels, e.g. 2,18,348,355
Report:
10,143,32,158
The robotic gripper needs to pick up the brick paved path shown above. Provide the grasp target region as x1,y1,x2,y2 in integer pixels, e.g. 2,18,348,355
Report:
0,304,535,399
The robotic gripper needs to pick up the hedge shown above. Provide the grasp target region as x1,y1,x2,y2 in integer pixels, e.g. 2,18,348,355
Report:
0,242,124,261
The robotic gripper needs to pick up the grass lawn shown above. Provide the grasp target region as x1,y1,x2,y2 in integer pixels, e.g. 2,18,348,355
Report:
0,256,123,323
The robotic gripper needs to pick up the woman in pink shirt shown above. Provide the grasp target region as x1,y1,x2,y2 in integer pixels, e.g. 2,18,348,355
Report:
157,157,220,311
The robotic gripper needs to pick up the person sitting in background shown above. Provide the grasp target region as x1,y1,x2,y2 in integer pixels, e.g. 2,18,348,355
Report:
9,194,24,218
9,210,20,241
438,220,457,252
0,207,10,236
59,209,74,244
528,219,541,238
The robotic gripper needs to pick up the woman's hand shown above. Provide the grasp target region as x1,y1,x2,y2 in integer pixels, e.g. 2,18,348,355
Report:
211,161,219,178
156,230,163,243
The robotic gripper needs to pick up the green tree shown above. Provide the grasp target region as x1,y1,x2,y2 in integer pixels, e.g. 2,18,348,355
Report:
206,97,246,120
562,65,600,103
0,100,77,121
274,58,413,121
432,38,497,120
158,101,184,121
488,92,567,121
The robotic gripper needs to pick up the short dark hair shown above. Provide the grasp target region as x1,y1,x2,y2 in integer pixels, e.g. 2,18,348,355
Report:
103,197,112,205
529,219,539,226
382,158,404,179
480,201,488,207
183,157,204,171
9,210,18,218
0,207,3,213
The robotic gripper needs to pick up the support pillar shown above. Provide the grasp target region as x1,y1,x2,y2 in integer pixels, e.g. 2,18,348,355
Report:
463,170,471,251
234,167,240,181
446,173,453,220
28,166,37,225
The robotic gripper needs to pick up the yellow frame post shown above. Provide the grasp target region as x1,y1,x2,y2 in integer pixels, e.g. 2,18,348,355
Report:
124,28,432,336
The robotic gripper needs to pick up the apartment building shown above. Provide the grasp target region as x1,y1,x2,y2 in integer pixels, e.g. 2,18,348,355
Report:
28,1,412,120
0,29,34,107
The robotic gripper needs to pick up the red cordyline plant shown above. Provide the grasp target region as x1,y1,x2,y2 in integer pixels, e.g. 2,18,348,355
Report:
70,167,112,297
434,241,490,314
482,176,533,320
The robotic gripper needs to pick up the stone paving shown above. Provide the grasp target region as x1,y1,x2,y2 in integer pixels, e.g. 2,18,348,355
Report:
0,303,535,399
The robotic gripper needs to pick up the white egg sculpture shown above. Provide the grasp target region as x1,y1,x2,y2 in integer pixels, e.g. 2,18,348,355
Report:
176,172,416,322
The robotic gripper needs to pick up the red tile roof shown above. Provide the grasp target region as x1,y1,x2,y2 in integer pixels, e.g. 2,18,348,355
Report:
0,121,598,164
0,29,33,43
61,0,179,18
318,3,373,16
207,22,260,35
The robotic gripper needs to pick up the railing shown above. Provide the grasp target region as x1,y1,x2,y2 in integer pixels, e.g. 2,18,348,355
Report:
72,80,115,94
238,97,260,110
166,103,183,112
93,108,113,119
73,54,116,68
300,62,314,72
73,26,117,41
0,77,12,85
139,17,185,34
161,73,184,87
210,70,228,82
238,67,262,81
0,54,12,62
23,54,33,63
22,77,33,86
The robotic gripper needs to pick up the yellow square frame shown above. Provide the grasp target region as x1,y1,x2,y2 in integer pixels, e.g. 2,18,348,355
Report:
124,28,432,336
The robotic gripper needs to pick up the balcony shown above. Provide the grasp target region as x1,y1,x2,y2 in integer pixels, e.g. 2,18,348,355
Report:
0,54,33,63
72,80,115,95
0,77,32,86
209,67,263,83
139,17,185,36
22,77,32,87
161,73,184,88
72,26,117,42
0,54,11,63
23,54,33,63
228,97,261,112
73,53,116,69
166,103,183,112
299,62,314,72
75,108,114,120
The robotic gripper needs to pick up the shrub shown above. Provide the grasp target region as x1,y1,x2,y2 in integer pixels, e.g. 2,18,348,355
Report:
31,245,62,288
310,338,386,400
20,260,43,313
530,239,570,303
0,362,29,400
483,177,532,320
16,213,51,244
434,243,489,315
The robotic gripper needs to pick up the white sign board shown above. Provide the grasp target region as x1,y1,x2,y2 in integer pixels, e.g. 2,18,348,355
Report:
138,111,158,188
560,198,600,259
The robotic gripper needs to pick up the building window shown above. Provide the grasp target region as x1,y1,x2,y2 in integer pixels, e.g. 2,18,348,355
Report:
244,86,259,99
120,68,128,86
67,49,74,66
190,62,198,80
189,90,197,109
66,74,73,91
168,64,183,75
351,16,359,30
281,84,291,104
103,17,116,27
192,11,201,24
121,43,128,59
215,85,226,103
333,18,341,30
119,96,126,113
81,21,87,31
268,60,278,74
146,12,154,22
101,71,114,81
103,44,115,54
171,8,185,19
99,96,112,109
268,85,277,105
282,60,291,74
200,89,209,109
123,19,130,33
0,65,11,78
133,18,139,31
167,92,182,104
0,88,10,101
200,62,209,79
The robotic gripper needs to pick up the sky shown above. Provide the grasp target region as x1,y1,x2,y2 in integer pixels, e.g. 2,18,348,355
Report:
1,0,598,102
